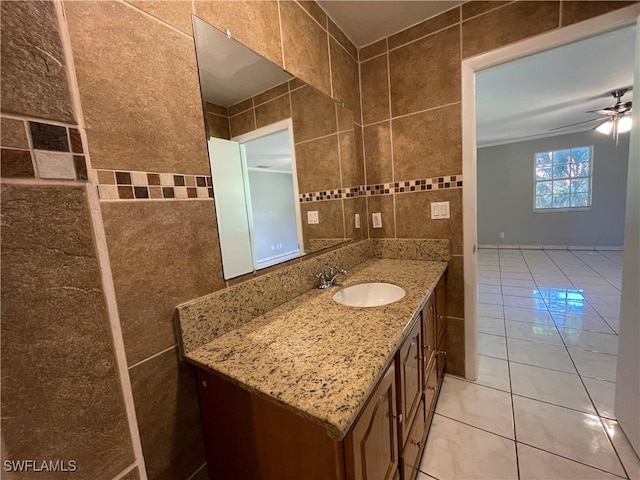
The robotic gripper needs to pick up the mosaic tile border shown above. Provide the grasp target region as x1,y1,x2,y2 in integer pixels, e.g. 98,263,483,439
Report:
96,169,213,201
367,175,462,196
0,116,88,182
300,186,364,202
298,175,463,203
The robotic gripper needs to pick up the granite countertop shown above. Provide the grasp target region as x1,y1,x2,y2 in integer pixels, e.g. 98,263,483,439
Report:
185,258,448,441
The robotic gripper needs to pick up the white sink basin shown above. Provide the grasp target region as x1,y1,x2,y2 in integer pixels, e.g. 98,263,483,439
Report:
332,282,406,307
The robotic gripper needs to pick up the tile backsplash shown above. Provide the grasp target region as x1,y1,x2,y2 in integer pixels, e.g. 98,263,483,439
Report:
0,116,88,182
96,168,213,201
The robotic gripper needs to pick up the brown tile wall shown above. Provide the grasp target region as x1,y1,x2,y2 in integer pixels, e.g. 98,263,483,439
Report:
357,0,637,376
0,2,139,478
0,183,135,478
59,1,363,479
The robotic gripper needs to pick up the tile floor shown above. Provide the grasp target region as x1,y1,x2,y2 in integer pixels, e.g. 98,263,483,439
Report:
417,248,640,480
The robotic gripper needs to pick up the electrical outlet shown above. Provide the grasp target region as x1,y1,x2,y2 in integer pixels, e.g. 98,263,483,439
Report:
355,213,360,229
372,212,382,228
307,211,319,224
500,232,505,238
430,202,450,219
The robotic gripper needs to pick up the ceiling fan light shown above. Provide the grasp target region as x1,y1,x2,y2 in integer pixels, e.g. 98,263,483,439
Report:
595,120,614,135
617,116,633,134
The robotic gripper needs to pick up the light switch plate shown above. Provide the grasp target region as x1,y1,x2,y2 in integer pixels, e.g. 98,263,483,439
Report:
355,213,360,229
307,211,319,224
430,202,450,219
372,212,382,228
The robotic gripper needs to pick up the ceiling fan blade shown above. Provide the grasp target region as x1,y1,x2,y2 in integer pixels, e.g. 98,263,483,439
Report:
549,118,603,131
586,108,615,114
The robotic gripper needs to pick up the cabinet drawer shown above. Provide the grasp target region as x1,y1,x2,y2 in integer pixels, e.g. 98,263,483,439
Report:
400,399,425,480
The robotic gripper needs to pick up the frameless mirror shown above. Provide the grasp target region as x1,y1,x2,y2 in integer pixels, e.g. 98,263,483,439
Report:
193,16,365,280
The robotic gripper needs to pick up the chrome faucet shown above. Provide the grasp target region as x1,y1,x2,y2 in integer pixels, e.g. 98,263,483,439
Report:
316,266,348,289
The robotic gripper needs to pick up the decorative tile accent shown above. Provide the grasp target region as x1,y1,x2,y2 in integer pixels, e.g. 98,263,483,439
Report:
34,151,76,180
73,155,88,181
1,117,88,182
96,168,213,201
29,122,69,152
1,149,35,178
69,128,83,153
298,174,463,203
299,185,364,202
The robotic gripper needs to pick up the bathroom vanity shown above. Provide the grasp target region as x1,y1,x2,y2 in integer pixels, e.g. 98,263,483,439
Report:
182,258,448,480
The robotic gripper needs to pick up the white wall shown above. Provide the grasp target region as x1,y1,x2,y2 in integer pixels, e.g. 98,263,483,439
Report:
247,170,299,263
478,130,629,246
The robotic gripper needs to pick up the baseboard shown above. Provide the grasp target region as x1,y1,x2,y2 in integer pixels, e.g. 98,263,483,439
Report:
478,244,624,252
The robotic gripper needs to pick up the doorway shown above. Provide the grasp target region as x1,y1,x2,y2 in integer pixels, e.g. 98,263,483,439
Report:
461,2,640,463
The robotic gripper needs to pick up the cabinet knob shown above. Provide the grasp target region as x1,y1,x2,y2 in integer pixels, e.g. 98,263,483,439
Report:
393,413,403,423
439,351,447,356
427,385,436,391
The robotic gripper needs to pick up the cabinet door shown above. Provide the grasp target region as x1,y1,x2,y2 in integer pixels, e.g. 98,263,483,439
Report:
421,294,436,389
397,318,422,446
346,363,399,480
400,399,426,480
435,275,446,346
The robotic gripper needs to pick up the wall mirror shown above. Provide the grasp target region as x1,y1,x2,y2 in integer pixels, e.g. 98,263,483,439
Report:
193,16,365,280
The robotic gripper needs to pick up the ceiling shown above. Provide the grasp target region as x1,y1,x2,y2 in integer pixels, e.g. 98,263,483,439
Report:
318,1,462,47
193,17,292,107
476,25,636,147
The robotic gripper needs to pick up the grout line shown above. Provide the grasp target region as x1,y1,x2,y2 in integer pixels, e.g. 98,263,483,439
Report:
335,105,347,239
516,441,628,480
116,0,191,39
112,463,138,480
498,249,521,480
128,344,177,370
433,411,516,442
461,0,516,24
385,44,397,239
185,462,207,480
277,0,286,70
0,112,77,128
325,14,334,100
362,101,462,127
387,22,460,55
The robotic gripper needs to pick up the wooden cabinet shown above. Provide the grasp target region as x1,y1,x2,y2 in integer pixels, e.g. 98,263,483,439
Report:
396,319,422,445
196,272,447,480
400,399,425,480
346,363,399,480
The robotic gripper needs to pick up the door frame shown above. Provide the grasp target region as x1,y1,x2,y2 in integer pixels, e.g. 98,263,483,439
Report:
232,118,305,263
462,4,640,380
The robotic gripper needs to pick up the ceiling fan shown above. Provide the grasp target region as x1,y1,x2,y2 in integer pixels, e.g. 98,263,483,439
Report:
550,89,633,141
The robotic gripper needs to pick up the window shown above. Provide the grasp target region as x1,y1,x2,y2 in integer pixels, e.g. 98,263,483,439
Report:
534,146,592,210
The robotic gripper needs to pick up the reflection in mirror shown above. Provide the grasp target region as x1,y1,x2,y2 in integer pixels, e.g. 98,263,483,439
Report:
193,16,365,279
